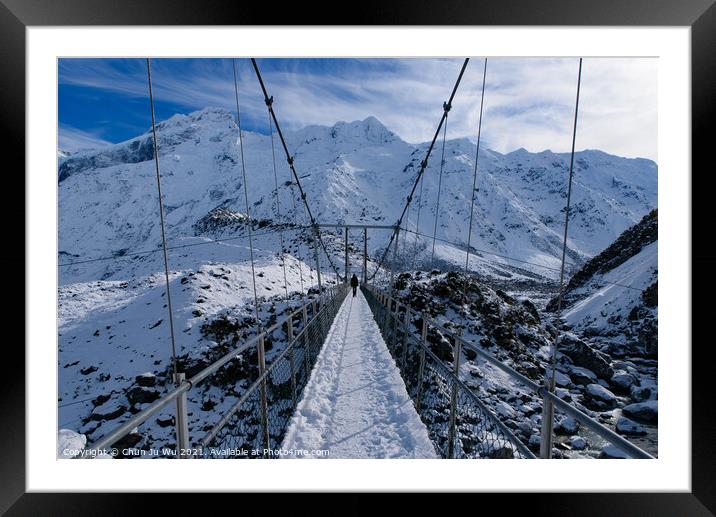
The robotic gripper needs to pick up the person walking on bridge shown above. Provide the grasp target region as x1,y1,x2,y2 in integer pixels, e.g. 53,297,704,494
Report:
350,273,359,297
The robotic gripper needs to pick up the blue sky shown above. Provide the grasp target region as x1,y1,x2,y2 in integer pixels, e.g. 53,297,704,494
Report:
58,57,657,161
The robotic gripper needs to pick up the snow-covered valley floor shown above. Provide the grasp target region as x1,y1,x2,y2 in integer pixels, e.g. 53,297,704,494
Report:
281,289,437,459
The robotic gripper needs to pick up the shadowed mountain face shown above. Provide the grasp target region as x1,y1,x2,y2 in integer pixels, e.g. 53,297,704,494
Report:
548,209,658,358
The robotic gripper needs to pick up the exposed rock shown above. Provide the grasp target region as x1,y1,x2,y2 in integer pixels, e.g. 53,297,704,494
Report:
156,414,174,428
111,431,143,457
584,383,618,410
126,386,161,405
485,444,515,459
90,400,126,422
426,329,454,363
201,397,218,411
641,281,657,308
91,393,111,407
569,366,598,386
622,400,658,423
495,401,516,419
568,435,587,450
135,373,157,387
599,444,629,459
560,334,614,380
610,370,636,393
555,416,579,435
616,416,647,436
554,370,572,388
630,385,652,403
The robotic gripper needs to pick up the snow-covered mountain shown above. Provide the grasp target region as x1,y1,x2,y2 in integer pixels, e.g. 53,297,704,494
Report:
548,209,658,358
57,107,658,455
59,107,657,283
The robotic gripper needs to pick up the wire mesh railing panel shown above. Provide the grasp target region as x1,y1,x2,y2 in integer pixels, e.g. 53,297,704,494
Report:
292,336,311,402
265,351,298,453
200,387,265,458
452,376,528,459
415,353,453,457
363,285,534,459
401,336,423,401
198,285,348,458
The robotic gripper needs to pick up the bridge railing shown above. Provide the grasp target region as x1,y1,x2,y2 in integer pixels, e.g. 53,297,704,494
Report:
81,283,349,459
363,285,534,459
363,284,653,460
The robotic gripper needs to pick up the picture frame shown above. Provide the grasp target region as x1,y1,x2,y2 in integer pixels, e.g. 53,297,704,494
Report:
7,0,715,512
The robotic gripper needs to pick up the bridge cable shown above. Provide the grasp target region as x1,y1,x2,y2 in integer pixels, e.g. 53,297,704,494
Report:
368,58,470,282
429,109,449,269
146,58,180,384
266,103,292,309
232,58,262,333
399,225,642,292
462,58,488,301
286,177,307,303
58,225,309,268
410,170,426,270
250,58,343,282
541,57,583,458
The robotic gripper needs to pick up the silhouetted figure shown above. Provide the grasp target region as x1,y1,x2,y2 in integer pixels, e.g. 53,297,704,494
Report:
350,274,359,297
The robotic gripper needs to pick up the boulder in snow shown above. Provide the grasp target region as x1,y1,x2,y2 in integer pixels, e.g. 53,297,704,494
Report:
57,429,87,458
622,400,658,423
569,366,598,386
568,435,587,450
599,444,630,459
615,416,647,436
583,383,618,410
610,370,637,393
560,334,614,380
555,416,579,435
135,372,157,387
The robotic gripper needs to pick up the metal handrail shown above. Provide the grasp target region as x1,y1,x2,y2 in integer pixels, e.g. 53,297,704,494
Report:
407,332,536,459
366,284,654,459
196,287,346,449
82,283,348,457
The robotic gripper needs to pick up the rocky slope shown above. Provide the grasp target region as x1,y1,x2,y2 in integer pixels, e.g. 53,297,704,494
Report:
548,209,658,358
391,270,657,458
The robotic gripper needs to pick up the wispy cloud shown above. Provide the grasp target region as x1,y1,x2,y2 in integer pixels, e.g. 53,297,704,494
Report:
58,57,657,161
58,123,111,152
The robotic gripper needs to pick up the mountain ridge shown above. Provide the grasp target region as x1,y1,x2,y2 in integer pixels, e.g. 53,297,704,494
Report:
58,107,657,283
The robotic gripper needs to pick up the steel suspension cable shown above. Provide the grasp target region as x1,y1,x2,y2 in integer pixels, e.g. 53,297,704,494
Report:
267,107,291,307
58,225,308,268
250,58,343,281
146,58,179,384
541,57,583,459
283,171,307,302
410,170,426,270
462,58,488,300
368,58,470,281
400,225,641,292
429,111,449,269
232,58,261,331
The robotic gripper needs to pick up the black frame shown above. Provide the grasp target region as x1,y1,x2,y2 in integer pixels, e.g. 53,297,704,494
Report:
6,0,715,513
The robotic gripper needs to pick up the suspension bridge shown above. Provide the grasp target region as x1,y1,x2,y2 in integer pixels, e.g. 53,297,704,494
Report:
73,57,654,460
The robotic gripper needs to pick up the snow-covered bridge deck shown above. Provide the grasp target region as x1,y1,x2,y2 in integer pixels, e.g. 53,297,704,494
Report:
281,289,437,459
